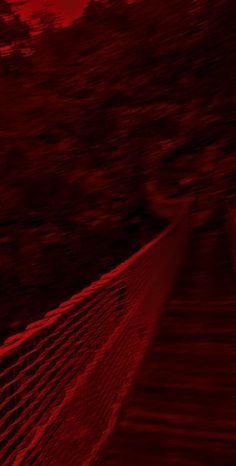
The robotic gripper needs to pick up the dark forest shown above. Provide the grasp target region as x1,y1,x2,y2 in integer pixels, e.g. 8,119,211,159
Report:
0,0,235,339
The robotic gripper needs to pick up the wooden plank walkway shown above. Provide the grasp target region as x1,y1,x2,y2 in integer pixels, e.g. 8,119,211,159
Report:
96,226,236,466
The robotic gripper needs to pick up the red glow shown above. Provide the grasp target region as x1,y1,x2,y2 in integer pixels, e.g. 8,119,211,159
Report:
19,0,88,24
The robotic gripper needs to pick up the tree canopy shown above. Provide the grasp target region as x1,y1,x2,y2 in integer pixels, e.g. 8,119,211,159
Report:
0,0,235,340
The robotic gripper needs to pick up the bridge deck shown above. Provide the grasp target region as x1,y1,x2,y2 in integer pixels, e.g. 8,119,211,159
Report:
97,227,236,466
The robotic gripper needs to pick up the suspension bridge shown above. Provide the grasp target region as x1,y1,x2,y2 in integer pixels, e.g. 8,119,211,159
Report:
0,202,236,465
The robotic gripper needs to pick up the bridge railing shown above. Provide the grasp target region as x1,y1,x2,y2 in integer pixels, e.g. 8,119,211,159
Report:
0,204,191,466
227,199,236,277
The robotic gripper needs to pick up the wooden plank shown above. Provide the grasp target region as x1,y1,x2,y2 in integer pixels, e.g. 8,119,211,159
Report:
97,228,236,466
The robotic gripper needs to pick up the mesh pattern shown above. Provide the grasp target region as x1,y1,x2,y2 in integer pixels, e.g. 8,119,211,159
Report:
0,208,190,466
227,203,236,276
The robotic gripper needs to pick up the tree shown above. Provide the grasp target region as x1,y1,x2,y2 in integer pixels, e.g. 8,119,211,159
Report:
30,3,61,35
102,0,127,8
103,0,128,18
0,0,31,76
0,0,29,48
83,0,107,25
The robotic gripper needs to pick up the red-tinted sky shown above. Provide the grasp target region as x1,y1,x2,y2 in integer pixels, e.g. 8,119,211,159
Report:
19,0,88,24
17,1,135,25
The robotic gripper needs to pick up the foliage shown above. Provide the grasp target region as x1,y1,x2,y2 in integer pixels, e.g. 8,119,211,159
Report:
0,0,235,339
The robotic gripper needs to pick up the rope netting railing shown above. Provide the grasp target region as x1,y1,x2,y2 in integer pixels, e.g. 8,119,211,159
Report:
227,200,236,277
0,204,191,466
